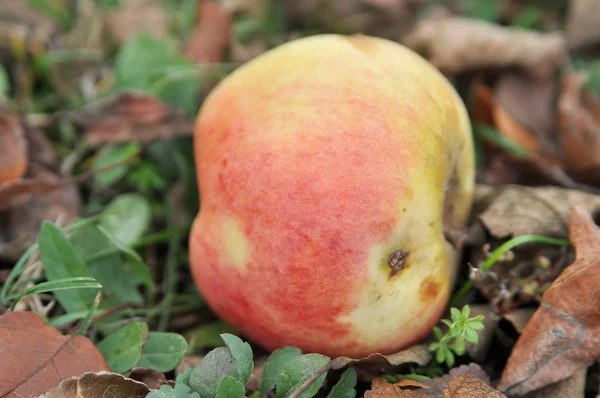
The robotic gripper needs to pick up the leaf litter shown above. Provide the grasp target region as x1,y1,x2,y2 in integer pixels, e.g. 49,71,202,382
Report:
0,0,599,397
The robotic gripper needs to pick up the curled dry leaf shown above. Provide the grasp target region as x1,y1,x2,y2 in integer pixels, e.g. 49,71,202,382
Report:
366,364,505,398
404,16,566,79
565,0,600,49
0,113,28,184
476,184,600,238
330,344,431,379
499,206,600,396
44,371,150,398
186,0,232,63
107,0,169,45
0,312,109,397
557,73,600,184
71,92,195,145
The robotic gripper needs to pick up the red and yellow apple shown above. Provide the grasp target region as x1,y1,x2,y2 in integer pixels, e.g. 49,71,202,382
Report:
189,34,475,358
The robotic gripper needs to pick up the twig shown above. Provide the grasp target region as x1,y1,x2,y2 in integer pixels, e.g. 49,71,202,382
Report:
288,362,335,398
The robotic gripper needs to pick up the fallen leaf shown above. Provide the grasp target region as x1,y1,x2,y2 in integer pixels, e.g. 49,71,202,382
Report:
521,368,586,398
498,206,600,395
107,0,169,45
128,368,172,389
565,0,600,50
0,0,59,56
495,73,557,154
404,16,566,79
365,364,505,398
557,73,600,184
441,373,506,398
476,184,600,238
71,92,195,145
43,371,150,398
185,0,232,63
330,344,432,380
0,113,28,184
365,378,425,397
0,311,109,397
419,364,493,397
0,168,61,211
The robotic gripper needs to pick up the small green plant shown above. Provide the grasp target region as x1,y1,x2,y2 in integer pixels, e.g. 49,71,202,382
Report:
428,305,484,368
147,333,357,398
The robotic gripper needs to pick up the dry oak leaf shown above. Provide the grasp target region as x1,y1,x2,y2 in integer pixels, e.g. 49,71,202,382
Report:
441,373,506,398
404,16,566,79
565,0,600,50
0,113,28,184
0,311,109,397
43,371,150,398
498,206,600,396
365,378,426,398
71,92,195,145
521,368,587,398
0,169,61,211
557,73,600,184
185,0,232,63
476,184,600,239
107,0,169,45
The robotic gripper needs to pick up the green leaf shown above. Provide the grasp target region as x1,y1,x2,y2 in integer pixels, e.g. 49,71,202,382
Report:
435,347,445,364
99,193,151,246
147,384,200,398
465,328,480,344
94,143,140,186
468,321,484,330
39,221,96,313
71,225,143,307
450,307,461,323
136,332,188,372
327,368,357,398
98,226,155,289
189,321,238,351
97,322,149,373
114,33,200,114
260,347,302,396
454,336,466,355
216,375,246,398
276,353,330,398
432,326,443,341
221,333,253,385
0,65,9,98
445,349,455,368
461,305,471,318
189,347,239,398
177,368,194,386
461,0,500,21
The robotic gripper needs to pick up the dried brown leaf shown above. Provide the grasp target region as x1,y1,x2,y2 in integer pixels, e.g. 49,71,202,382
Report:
498,206,600,395
330,344,431,378
0,169,61,211
419,364,492,397
0,312,109,397
442,373,506,398
404,16,566,79
44,371,150,398
476,184,600,238
186,0,232,63
495,73,557,155
566,0,600,50
0,113,28,184
71,92,195,145
107,0,168,45
521,368,586,398
365,378,425,398
128,368,171,389
557,73,600,184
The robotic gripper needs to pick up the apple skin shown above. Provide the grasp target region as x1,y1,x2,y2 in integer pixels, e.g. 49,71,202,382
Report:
189,34,475,358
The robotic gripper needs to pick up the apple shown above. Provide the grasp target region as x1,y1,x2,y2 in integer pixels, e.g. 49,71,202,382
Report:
189,34,475,358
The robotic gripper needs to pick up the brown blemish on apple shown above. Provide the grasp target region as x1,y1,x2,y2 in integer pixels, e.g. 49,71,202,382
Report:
419,277,440,302
387,249,409,276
